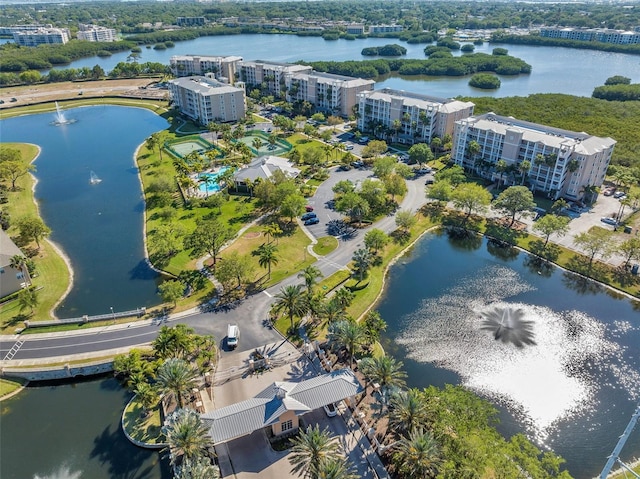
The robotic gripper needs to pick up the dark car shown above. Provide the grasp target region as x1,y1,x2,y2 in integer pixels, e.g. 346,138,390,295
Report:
304,217,320,226
301,212,317,221
339,164,352,171
305,205,314,212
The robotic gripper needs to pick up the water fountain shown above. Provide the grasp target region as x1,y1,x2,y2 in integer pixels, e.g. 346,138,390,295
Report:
51,102,76,126
480,304,537,347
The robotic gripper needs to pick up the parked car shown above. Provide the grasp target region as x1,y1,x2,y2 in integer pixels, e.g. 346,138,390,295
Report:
304,217,320,226
345,144,354,150
338,164,352,171
601,217,618,226
305,205,314,212
323,402,338,417
603,188,615,196
613,191,626,199
301,212,317,221
351,161,364,168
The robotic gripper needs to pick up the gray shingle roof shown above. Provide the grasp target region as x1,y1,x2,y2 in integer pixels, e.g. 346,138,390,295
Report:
202,368,362,444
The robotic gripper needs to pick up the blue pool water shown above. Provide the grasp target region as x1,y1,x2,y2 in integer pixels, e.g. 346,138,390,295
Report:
197,167,229,194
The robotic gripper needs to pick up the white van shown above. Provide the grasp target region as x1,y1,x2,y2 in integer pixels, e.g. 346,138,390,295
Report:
227,324,239,349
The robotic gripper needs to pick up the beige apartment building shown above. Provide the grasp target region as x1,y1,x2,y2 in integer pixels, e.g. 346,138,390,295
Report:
239,60,312,97
168,76,246,125
170,55,243,84
452,113,616,201
357,88,475,145
287,71,374,117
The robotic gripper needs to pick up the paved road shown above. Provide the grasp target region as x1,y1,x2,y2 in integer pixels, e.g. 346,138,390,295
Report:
0,168,429,366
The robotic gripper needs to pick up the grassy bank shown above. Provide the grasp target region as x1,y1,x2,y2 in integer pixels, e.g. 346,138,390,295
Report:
0,143,71,332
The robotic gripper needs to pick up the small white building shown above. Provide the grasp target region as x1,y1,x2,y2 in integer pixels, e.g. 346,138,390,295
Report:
77,24,117,42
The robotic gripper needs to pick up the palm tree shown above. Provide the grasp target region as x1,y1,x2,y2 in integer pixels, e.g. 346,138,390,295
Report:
320,298,348,325
9,254,26,271
133,381,160,417
263,222,282,244
252,137,263,153
153,324,196,360
518,160,531,185
359,356,407,396
257,243,279,278
328,320,366,369
163,408,214,470
332,287,354,311
156,358,199,408
316,458,358,479
198,174,214,197
351,248,372,283
392,429,442,479
298,265,322,300
388,389,429,438
273,284,308,331
289,424,340,479
176,456,220,479
17,287,38,314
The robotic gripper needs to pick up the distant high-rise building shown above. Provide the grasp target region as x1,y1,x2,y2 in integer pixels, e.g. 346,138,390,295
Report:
12,27,70,46
77,24,117,42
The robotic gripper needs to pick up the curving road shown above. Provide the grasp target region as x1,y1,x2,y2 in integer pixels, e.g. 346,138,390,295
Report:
0,167,429,367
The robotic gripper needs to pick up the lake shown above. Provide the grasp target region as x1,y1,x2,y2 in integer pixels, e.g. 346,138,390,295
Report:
42,33,640,98
0,376,171,479
1,106,168,318
377,231,640,479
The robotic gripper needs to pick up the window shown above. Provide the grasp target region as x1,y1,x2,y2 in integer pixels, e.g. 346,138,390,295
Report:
281,419,293,432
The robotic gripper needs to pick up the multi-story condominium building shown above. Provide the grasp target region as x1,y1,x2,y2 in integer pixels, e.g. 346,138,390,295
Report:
170,55,243,83
239,60,312,97
12,27,70,46
168,76,246,125
346,23,365,35
539,27,640,45
368,24,404,34
287,72,374,117
452,113,616,201
357,88,475,145
0,24,51,35
177,17,205,27
77,24,117,42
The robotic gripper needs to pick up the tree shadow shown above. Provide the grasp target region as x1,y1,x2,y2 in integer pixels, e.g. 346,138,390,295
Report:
610,266,640,289
347,281,369,292
390,229,411,245
486,238,520,262
523,255,555,278
444,226,482,251
420,202,445,222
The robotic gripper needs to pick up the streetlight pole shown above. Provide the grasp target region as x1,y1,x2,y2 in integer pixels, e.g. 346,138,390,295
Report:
110,306,115,323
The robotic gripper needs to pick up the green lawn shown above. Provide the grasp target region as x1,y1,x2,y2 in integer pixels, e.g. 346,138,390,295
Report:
0,143,71,332
0,377,27,398
122,398,165,445
313,236,339,256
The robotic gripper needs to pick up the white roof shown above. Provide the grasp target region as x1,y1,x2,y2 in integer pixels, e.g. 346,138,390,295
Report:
201,369,363,444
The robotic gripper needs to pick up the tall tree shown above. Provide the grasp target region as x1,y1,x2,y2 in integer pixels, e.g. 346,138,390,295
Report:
215,252,254,290
618,237,640,269
395,209,416,233
273,284,308,331
162,408,214,470
16,216,51,249
328,320,366,368
573,230,614,267
257,242,279,278
156,358,199,408
158,280,185,307
493,186,536,227
298,265,322,300
364,228,389,254
289,425,341,479
0,155,36,191
409,143,434,168
362,310,387,343
450,184,492,222
351,248,372,283
152,324,196,360
532,214,570,247
388,389,430,438
392,429,442,479
18,287,38,314
184,216,234,271
359,356,407,396
316,458,358,479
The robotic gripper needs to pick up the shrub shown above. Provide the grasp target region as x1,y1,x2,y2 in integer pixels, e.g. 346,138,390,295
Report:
469,73,501,89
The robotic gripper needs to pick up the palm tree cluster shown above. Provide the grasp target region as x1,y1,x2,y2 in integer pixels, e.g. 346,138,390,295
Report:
114,325,221,479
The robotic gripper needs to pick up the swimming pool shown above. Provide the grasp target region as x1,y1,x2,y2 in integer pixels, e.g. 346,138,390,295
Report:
197,167,229,194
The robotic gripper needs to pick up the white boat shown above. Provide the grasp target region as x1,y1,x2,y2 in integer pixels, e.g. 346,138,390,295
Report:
90,171,102,185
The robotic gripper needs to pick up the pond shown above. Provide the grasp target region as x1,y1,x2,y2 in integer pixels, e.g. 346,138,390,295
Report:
377,231,640,478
